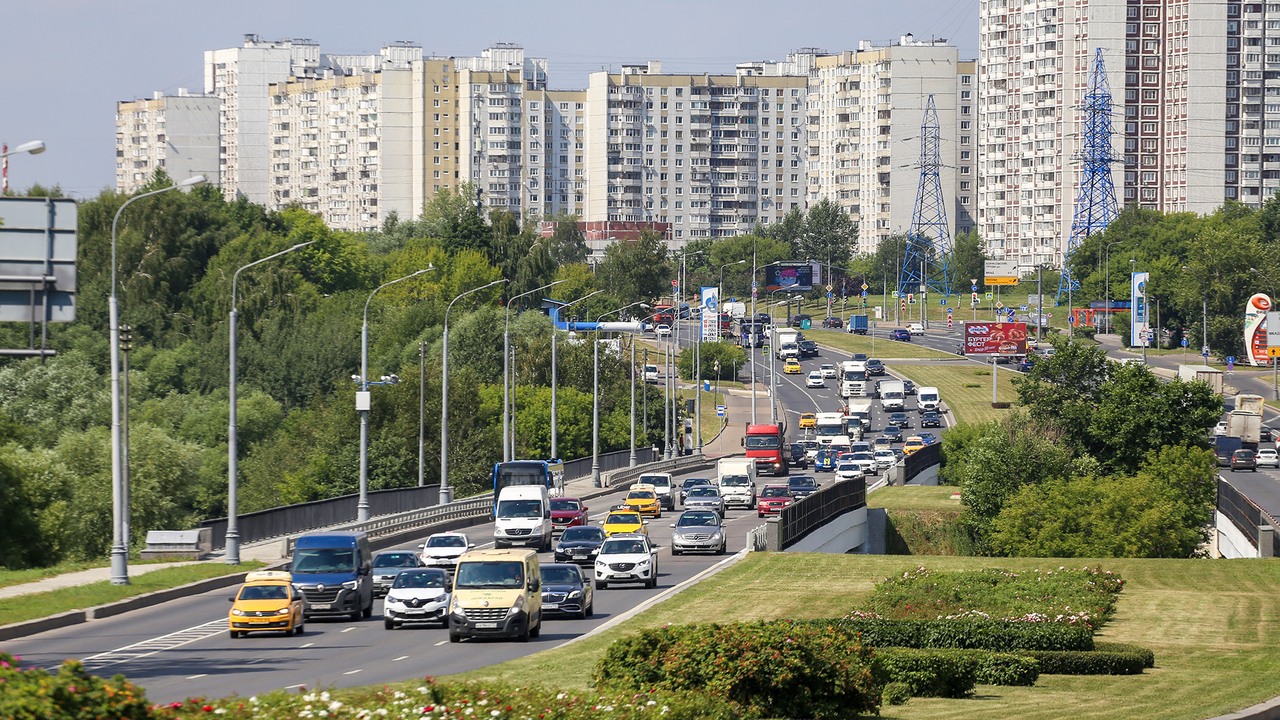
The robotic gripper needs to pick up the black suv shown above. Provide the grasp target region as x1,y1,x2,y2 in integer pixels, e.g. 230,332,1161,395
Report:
865,359,886,376
799,340,819,358
888,412,912,429
789,314,812,328
821,316,843,329
920,411,942,428
788,444,810,469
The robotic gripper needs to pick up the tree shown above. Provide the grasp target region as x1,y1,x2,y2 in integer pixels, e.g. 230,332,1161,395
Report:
798,198,858,269
596,229,672,301
419,182,490,254
547,213,590,266
948,230,986,289
676,341,747,382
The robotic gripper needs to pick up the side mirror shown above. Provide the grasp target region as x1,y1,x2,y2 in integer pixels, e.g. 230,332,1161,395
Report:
417,544,425,549
530,579,540,591
468,544,476,549
583,506,588,512
669,523,676,528
642,520,650,525
228,597,236,602
446,582,453,593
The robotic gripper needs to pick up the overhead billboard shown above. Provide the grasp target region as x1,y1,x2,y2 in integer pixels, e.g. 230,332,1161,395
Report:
984,259,1019,286
764,262,814,292
963,322,1029,356
1245,293,1271,366
1130,272,1149,348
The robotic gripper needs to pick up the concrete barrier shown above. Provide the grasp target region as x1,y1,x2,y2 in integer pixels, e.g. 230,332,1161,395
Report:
0,609,87,642
783,507,868,554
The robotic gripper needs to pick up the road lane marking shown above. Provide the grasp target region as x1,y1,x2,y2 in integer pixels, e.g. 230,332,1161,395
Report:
300,642,315,648
63,617,229,673
344,669,363,675
434,640,448,646
393,655,409,662
247,658,266,664
186,674,207,679
286,684,306,690
341,627,356,633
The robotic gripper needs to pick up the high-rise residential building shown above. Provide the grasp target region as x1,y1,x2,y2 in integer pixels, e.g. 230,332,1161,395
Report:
205,35,321,205
115,89,219,193
583,62,808,251
805,37,976,256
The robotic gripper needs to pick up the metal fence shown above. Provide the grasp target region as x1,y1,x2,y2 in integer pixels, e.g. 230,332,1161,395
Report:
281,493,494,557
902,442,941,484
202,485,440,550
1218,477,1262,549
777,477,866,549
562,448,658,481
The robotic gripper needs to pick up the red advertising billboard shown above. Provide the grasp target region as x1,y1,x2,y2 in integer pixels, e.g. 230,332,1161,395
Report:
963,322,1029,355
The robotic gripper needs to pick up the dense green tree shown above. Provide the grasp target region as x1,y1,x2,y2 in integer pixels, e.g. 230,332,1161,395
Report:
596,229,672,301
547,213,590,266
797,198,858,269
948,230,986,290
676,341,747,382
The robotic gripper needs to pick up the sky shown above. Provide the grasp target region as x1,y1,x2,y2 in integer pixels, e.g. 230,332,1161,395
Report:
0,0,978,200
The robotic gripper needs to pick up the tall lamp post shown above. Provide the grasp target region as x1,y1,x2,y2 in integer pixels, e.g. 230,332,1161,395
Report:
591,301,649,486
551,290,604,460
227,239,316,564
109,173,206,585
441,279,507,503
504,279,568,462
1182,265,1209,360
1,140,46,194
1252,267,1279,399
359,267,435,521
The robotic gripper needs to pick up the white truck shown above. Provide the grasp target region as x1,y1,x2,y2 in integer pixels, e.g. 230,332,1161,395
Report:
723,301,747,320
1230,393,1265,448
917,386,941,413
643,364,660,384
845,399,874,434
879,380,906,412
840,360,869,398
715,457,758,509
773,328,800,359
814,412,851,446
1177,364,1224,395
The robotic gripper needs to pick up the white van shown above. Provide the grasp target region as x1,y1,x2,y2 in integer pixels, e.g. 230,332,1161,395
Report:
715,458,757,509
637,472,675,510
917,386,941,413
493,485,553,552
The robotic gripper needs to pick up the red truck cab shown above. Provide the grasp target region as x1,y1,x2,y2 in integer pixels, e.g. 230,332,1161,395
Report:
743,424,790,476
653,305,675,326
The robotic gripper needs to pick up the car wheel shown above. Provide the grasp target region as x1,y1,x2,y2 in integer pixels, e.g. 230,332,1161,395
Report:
229,630,240,639
597,581,608,590
717,542,726,555
671,547,681,555
518,623,531,642
362,599,373,619
585,600,594,618
530,615,541,638
351,607,362,622
384,619,395,630
647,575,657,589
296,620,304,635
449,631,461,643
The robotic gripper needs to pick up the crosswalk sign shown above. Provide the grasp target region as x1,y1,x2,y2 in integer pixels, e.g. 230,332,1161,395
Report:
716,405,726,417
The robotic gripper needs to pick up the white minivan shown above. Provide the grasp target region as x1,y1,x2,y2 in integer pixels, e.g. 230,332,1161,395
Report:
493,485,553,552
917,386,941,413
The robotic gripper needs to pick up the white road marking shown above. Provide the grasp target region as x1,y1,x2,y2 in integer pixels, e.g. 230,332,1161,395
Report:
340,626,356,633
286,684,306,690
393,655,410,662
247,658,266,664
63,617,229,673
300,642,315,648
344,669,363,675
434,640,449,646
186,673,207,680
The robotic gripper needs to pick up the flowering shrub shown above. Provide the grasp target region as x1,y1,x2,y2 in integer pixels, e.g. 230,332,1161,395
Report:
865,565,1126,629
0,651,154,720
594,621,887,719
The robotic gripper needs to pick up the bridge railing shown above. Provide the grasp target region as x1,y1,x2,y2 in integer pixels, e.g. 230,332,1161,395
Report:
772,477,867,550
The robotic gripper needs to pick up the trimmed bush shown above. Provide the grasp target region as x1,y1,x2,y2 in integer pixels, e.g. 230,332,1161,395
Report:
875,648,978,698
594,622,887,719
882,682,912,706
960,650,1041,686
794,617,1095,652
1095,641,1156,668
1020,649,1149,675
0,652,154,720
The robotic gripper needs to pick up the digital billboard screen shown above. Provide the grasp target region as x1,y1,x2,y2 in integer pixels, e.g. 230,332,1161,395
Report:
764,263,814,292
963,322,1029,356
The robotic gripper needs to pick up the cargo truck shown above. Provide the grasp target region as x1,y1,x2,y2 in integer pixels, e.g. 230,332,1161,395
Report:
742,424,789,476
879,380,906,411
1230,393,1265,449
845,399,874,432
773,327,800,359
1177,364,1224,395
814,412,851,446
715,457,758,509
848,314,869,335
723,301,747,320
840,360,868,398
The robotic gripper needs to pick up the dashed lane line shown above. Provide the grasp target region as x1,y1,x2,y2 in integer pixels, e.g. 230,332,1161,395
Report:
60,617,229,673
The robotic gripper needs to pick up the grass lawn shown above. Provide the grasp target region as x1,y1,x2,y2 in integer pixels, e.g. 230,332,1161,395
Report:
806,327,957,360
888,364,1021,425
868,485,961,510
451,552,1280,720
0,558,203,590
0,561,263,626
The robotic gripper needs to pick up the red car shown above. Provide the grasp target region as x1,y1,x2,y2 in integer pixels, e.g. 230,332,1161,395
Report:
550,497,589,531
756,484,794,518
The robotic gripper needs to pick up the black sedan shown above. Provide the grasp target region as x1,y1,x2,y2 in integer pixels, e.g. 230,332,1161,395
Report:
553,525,606,566
866,359,886,376
881,425,903,442
799,340,819,358
787,475,821,499
903,379,916,395
539,563,593,619
789,444,810,469
888,412,912,429
920,411,942,428
821,316,843,329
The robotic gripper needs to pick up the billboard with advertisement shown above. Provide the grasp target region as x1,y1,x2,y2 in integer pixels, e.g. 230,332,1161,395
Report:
963,322,1029,355
1245,293,1271,366
700,287,719,342
1130,272,1149,348
764,262,815,292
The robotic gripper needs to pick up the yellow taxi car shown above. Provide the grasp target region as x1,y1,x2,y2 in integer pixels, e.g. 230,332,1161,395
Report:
902,436,926,456
799,412,817,430
228,570,305,638
602,510,648,536
784,359,802,374
624,483,662,518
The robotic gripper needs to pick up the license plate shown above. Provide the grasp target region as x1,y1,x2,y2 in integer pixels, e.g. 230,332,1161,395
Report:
543,603,559,609
573,551,588,556
311,603,331,610
405,610,424,615
476,622,499,629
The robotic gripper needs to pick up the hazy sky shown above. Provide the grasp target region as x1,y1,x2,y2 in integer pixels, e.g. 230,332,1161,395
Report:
1,0,978,199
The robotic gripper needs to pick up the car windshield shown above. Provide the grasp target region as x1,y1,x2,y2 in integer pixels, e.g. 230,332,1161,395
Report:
540,566,582,584
789,477,817,488
875,451,895,458
761,487,790,498
496,499,543,518
822,365,834,371
853,354,868,361
720,476,750,486
426,535,466,548
688,488,719,497
837,464,857,472
560,526,605,542
374,553,419,568
639,475,670,488
816,425,844,436
885,426,900,433
393,570,447,589
292,548,356,575
454,561,524,589
606,513,641,525
678,513,719,527
550,499,581,511
239,584,288,601
745,436,780,449
682,479,710,489
601,539,647,555
852,452,875,461
628,490,657,500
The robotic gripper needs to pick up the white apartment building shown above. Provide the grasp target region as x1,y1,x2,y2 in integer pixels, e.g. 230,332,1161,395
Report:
583,63,809,249
806,37,976,256
115,89,219,193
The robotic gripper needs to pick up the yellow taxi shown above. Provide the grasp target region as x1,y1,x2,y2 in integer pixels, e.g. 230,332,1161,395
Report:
228,570,305,638
624,483,662,518
902,436,926,456
602,510,648,536
799,412,817,430
784,359,802,374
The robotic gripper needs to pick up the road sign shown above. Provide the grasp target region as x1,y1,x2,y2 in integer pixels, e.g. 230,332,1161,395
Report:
984,259,1019,286
1228,355,1235,364
947,317,953,328
752,281,758,288
947,307,953,314
827,292,833,299
671,280,678,287
1181,338,1188,347
752,291,757,299
861,291,868,298
900,301,907,312
1228,360,1236,371
891,291,900,299
940,299,947,306
996,301,1004,309
1070,315,1077,326
826,284,833,292
1269,348,1280,358
716,405,726,417
971,284,978,292
985,292,994,300
1020,305,1028,311
862,283,869,291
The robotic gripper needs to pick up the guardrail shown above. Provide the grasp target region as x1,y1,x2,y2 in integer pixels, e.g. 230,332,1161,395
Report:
599,452,714,488
775,477,866,550
281,492,495,558
902,442,941,484
746,524,769,552
563,448,658,480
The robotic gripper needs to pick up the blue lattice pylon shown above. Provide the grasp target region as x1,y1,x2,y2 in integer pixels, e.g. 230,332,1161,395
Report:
1059,48,1119,302
900,95,953,298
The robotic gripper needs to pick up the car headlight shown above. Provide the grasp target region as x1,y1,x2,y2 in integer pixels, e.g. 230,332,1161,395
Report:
637,559,650,567
508,595,525,616
711,532,723,540
342,580,358,591
568,590,582,599
450,595,461,613
385,596,402,606
555,545,565,553
231,608,247,616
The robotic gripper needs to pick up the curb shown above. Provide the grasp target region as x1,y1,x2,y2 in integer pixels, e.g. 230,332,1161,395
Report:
1206,696,1280,720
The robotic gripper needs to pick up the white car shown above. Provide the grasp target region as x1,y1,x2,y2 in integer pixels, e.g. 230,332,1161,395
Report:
1213,421,1229,437
655,324,672,338
417,532,474,570
806,371,825,388
906,323,925,335
643,364,660,383
594,534,659,589
835,462,865,482
873,450,898,472
382,568,451,629
848,452,878,475
1258,448,1280,467
820,363,838,378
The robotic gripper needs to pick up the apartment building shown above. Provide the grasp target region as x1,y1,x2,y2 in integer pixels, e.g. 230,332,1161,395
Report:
805,37,976,256
583,62,808,250
115,89,219,193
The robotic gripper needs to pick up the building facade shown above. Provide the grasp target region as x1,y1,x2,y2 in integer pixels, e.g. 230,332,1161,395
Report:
115,90,219,193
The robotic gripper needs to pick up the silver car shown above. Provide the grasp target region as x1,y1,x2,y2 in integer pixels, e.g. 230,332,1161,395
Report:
682,486,726,516
669,510,727,555
371,550,424,598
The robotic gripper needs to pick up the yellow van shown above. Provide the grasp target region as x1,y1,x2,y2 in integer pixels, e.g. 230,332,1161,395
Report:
448,548,542,643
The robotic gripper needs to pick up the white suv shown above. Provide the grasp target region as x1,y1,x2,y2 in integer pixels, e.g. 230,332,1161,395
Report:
906,323,924,335
417,532,474,570
595,534,659,589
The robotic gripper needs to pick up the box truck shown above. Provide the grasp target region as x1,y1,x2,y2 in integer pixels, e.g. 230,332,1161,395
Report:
847,314,869,335
879,380,906,411
1177,365,1224,395
715,458,758,509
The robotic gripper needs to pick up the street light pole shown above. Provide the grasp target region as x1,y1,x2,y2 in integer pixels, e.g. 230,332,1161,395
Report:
227,239,315,564
440,278,506,504
551,290,603,460
504,279,568,462
0,140,47,194
591,301,648,486
109,173,206,585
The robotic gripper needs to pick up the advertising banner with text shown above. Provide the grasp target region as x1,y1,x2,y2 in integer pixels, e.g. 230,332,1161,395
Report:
964,322,1029,355
764,262,815,292
700,287,719,341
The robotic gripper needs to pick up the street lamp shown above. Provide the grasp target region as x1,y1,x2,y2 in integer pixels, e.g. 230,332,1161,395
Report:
226,239,316,564
504,279,568,462
108,173,206,585
1182,265,1208,360
592,301,649,486
748,260,785,425
359,267,435,521
441,278,506,504
1103,240,1126,333
1,140,46,193
551,290,604,461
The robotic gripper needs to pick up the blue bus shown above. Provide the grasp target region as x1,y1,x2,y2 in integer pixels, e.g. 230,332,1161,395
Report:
492,459,565,505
